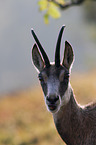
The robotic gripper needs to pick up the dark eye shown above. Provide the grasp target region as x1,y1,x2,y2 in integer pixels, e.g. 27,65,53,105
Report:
64,73,70,79
39,77,43,82
38,74,44,82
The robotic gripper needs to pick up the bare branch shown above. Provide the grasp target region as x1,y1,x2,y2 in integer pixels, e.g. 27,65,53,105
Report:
49,0,85,10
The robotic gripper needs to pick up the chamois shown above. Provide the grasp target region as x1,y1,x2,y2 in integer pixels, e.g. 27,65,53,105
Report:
31,26,96,145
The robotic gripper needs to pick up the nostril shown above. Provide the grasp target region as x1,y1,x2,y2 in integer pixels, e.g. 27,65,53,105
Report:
46,97,51,102
46,96,59,104
54,96,59,102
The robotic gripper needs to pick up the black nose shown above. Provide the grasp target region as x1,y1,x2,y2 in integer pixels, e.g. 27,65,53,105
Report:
46,95,59,104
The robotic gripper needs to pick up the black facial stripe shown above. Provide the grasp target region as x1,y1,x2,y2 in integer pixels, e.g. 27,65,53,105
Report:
59,77,69,97
38,73,47,96
41,82,47,96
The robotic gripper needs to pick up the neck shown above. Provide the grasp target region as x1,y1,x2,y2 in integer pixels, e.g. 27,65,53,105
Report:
53,88,81,145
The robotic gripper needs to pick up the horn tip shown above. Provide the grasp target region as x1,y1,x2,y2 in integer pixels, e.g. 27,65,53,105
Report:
31,28,33,31
62,25,66,29
31,28,34,35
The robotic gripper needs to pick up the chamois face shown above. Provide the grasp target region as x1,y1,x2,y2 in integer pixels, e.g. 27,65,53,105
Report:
31,26,74,113
38,64,70,113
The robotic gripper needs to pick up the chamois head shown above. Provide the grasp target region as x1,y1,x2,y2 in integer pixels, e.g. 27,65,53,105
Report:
31,26,74,113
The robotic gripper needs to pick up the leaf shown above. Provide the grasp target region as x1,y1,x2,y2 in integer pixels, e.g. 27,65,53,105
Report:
44,13,49,24
38,0,48,11
48,2,61,19
38,0,61,24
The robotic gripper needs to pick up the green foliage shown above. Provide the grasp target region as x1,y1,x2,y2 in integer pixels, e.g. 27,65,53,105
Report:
38,0,95,24
38,0,65,24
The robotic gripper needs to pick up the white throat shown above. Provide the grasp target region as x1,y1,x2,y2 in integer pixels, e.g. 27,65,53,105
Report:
60,82,72,107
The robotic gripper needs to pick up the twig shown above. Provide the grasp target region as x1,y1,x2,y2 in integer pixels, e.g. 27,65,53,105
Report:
49,0,85,9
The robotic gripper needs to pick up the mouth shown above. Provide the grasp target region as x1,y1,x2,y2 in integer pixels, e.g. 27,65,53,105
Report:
48,104,57,111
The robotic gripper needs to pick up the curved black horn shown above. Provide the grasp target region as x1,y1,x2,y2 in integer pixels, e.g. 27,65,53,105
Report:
55,25,65,67
31,29,50,68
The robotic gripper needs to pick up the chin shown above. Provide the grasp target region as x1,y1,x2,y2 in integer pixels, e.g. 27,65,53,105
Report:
47,105,60,114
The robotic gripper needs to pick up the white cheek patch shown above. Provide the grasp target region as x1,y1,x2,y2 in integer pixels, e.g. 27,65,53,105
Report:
44,95,50,111
60,82,72,106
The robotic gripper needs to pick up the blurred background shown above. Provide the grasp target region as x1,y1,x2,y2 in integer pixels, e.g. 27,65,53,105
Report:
0,0,96,145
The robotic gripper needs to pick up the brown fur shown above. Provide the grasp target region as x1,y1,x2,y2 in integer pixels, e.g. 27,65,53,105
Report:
32,27,96,145
53,90,96,145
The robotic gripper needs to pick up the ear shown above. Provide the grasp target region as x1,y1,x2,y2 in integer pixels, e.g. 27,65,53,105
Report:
32,44,44,72
62,41,74,69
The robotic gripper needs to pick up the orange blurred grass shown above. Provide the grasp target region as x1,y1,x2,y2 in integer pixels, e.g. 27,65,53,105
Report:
0,71,96,145
71,70,96,105
0,87,63,145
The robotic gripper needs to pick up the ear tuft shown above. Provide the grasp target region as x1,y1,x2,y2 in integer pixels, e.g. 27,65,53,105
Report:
62,41,74,69
32,44,44,72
